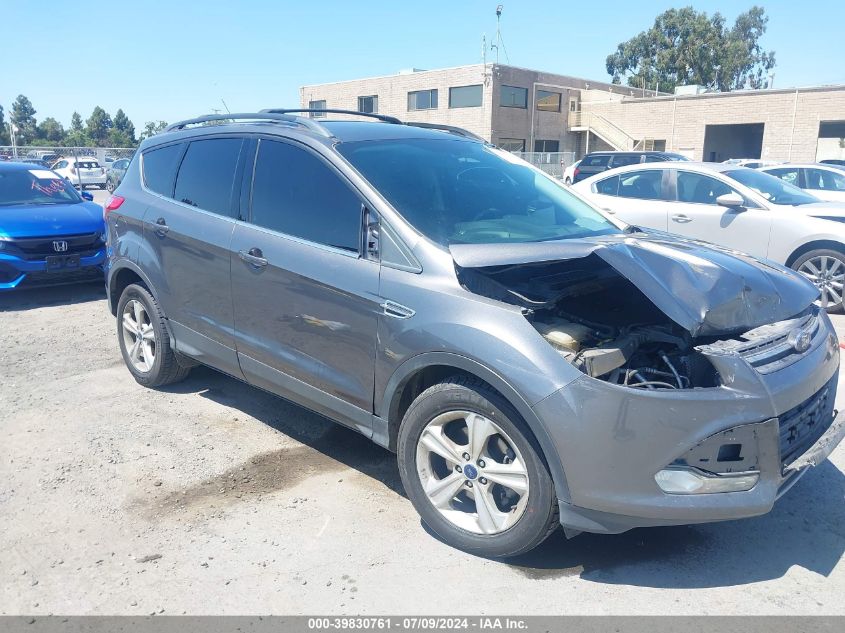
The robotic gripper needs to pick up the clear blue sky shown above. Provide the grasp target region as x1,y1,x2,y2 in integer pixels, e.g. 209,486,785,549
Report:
3,0,842,130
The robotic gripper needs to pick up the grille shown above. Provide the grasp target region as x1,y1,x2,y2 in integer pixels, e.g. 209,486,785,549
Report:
779,375,837,466
19,267,104,287
5,233,103,260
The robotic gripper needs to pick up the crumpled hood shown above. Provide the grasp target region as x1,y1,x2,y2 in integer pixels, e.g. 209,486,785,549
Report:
0,201,104,239
450,231,819,336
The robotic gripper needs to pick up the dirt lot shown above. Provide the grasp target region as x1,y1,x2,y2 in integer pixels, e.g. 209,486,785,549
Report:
1,274,845,615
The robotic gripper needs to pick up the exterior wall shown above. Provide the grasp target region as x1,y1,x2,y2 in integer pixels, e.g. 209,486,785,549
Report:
582,86,845,161
300,64,495,141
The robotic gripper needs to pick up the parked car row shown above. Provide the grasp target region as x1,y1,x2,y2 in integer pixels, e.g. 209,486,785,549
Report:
573,161,845,311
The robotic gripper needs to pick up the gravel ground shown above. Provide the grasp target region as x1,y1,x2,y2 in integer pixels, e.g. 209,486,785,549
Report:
1,256,844,614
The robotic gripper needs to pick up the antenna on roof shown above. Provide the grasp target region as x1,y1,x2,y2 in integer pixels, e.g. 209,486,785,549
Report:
490,5,509,65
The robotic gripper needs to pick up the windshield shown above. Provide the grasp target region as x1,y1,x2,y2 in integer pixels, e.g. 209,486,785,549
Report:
338,138,620,245
0,168,82,206
725,168,819,206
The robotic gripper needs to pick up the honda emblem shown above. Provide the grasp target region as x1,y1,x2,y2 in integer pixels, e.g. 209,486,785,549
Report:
52,240,68,252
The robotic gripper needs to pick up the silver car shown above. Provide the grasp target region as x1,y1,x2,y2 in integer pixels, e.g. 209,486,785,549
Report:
104,109,845,557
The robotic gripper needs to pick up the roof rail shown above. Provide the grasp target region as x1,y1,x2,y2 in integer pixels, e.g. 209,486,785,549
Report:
164,112,332,137
261,108,403,125
404,122,485,142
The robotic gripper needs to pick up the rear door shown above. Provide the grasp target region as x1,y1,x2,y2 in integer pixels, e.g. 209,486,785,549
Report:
139,136,247,377
667,169,772,257
230,137,380,433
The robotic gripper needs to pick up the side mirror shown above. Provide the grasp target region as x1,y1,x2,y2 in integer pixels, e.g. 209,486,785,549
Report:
716,192,745,209
81,191,94,201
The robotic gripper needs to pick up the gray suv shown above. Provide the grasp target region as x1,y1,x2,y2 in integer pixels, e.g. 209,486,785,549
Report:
104,110,845,557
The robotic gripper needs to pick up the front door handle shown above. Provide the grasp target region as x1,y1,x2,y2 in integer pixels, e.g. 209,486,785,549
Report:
154,217,169,235
671,214,692,224
239,248,268,268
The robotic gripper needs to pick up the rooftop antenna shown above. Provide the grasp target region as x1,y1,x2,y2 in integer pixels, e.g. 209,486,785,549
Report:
490,5,509,65
221,99,231,114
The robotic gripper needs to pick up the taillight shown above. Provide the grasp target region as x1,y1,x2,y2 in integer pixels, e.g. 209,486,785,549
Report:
573,167,580,179
70,166,77,174
103,195,125,220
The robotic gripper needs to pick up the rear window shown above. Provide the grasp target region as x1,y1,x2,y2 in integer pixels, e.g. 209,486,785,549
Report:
581,155,610,167
609,154,641,168
173,138,243,217
143,143,184,197
77,161,100,168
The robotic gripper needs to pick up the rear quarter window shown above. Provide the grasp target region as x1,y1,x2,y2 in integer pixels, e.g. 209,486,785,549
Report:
142,143,185,197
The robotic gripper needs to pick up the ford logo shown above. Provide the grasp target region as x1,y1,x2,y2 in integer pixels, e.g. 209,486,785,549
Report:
787,328,813,354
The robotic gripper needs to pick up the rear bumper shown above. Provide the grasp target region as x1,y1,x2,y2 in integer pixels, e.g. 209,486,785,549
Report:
0,249,106,290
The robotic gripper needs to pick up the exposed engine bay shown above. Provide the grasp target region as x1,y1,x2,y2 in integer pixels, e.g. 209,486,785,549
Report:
457,254,724,389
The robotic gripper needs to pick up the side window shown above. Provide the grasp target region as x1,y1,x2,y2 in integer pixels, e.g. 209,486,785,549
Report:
56,160,67,169
250,140,361,252
143,143,184,197
767,167,800,187
173,138,242,217
610,154,640,168
594,175,619,196
676,171,734,204
806,168,845,191
582,155,610,168
617,170,664,200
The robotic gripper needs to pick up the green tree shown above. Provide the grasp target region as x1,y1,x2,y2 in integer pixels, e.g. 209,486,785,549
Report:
86,106,113,146
11,94,37,143
36,117,66,145
606,6,775,93
0,105,9,145
65,111,89,147
112,109,136,145
140,120,168,140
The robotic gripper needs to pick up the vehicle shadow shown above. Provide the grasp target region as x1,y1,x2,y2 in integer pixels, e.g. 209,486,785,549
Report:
0,281,105,312
161,366,405,497
164,366,845,588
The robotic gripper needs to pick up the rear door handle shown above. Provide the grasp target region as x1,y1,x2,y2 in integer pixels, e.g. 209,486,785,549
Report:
239,248,268,268
671,214,692,223
154,217,169,235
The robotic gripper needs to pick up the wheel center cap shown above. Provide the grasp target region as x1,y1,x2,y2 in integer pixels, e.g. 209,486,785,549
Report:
463,464,478,480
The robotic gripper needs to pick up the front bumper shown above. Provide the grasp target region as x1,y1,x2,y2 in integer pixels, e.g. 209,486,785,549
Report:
0,249,106,290
533,310,844,535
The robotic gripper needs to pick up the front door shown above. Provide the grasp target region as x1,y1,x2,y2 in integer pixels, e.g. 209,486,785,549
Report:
667,169,772,258
231,137,380,434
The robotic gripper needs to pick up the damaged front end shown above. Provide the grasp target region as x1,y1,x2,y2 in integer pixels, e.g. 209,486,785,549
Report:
451,233,820,391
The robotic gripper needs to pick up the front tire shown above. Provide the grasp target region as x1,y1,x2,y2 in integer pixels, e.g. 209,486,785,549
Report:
116,283,191,387
564,177,572,185
397,376,558,557
791,248,845,313
106,180,116,192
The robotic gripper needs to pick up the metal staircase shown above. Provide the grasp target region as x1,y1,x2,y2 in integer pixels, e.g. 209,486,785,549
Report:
568,111,651,152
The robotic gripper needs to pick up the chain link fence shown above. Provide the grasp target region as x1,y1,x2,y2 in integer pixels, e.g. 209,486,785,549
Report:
0,145,136,168
513,151,576,179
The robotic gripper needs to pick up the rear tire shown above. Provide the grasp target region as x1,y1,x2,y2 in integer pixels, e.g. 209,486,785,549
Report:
116,283,191,387
791,248,845,313
106,180,115,192
397,375,558,557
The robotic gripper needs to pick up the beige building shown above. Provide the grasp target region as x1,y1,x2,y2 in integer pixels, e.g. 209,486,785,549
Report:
301,63,845,164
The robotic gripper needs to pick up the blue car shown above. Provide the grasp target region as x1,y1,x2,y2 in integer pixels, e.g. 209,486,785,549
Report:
0,162,106,290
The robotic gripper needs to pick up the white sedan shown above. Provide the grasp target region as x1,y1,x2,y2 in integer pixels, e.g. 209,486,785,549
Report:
50,156,107,189
759,163,845,203
573,162,845,311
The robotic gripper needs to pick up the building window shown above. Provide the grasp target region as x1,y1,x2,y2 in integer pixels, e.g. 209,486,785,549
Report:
498,138,525,152
533,140,559,152
500,85,527,108
408,89,438,111
357,95,378,114
309,100,327,118
449,85,483,108
537,90,561,112
569,99,578,112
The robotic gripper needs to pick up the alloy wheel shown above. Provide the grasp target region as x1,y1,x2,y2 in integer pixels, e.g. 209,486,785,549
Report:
415,410,530,535
798,255,845,308
121,299,156,372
